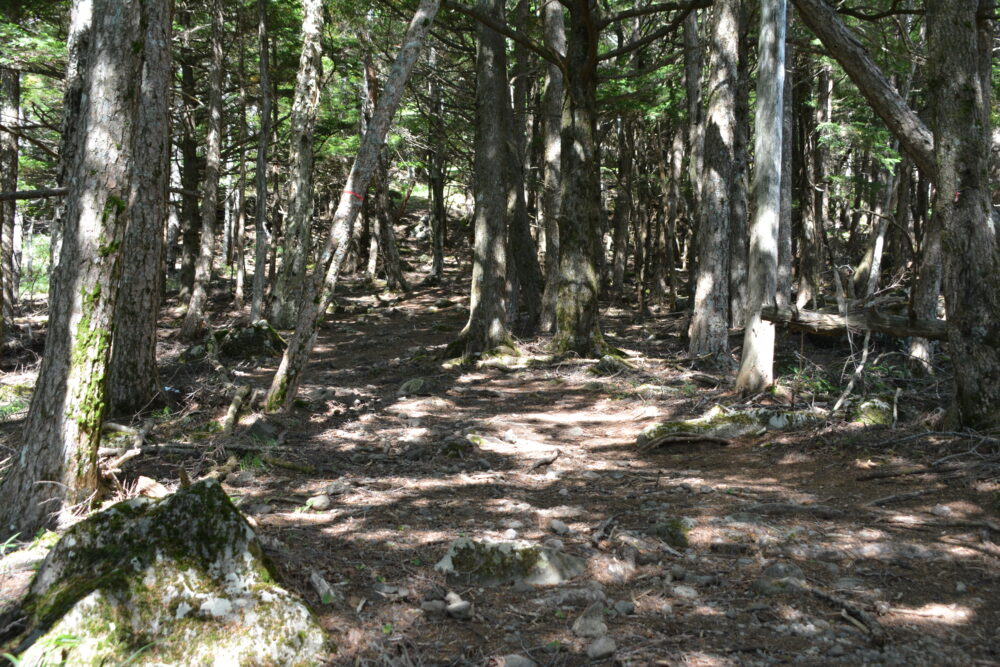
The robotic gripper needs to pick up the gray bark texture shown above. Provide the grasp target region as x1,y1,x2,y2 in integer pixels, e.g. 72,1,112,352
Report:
107,0,174,415
927,0,1000,428
0,43,18,329
538,0,565,332
450,0,513,357
180,1,225,340
269,0,325,328
688,0,738,361
551,0,607,357
264,0,440,411
0,0,150,540
736,0,786,394
250,0,272,321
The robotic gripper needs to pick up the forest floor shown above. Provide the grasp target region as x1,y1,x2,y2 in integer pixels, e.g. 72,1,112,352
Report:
3,224,1000,666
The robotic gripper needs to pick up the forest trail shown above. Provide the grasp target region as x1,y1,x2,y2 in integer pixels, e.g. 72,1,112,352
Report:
3,254,1000,666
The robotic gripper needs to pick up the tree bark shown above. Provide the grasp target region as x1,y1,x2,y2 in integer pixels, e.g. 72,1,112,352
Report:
180,0,225,340
538,0,564,332
250,0,272,321
0,8,19,330
0,0,149,539
449,0,513,357
927,0,1000,428
736,0,786,394
176,8,201,297
551,0,608,357
107,0,173,415
269,0,324,328
264,0,440,411
688,0,738,362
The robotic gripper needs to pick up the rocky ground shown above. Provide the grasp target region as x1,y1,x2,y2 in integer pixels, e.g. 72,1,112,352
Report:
3,247,1000,665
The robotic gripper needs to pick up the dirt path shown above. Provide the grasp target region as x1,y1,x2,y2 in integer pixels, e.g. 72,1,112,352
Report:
3,264,999,665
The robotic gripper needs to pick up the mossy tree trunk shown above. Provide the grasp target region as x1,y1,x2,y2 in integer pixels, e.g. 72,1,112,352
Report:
550,0,607,357
269,0,324,328
450,0,514,358
250,0,272,321
107,0,173,415
0,4,18,331
0,0,152,540
180,0,225,341
264,0,440,412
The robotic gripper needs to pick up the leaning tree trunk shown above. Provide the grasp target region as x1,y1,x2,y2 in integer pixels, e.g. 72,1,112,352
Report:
107,0,173,416
736,0,786,394
448,0,514,358
250,0,272,321
551,0,608,357
264,0,440,412
269,0,324,328
688,0,738,362
927,0,1000,428
538,0,565,332
0,0,150,540
426,47,447,282
180,0,224,340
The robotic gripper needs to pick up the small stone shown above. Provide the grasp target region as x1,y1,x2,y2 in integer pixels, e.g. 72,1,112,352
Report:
672,585,698,599
586,636,616,660
446,600,473,619
421,599,447,613
246,503,273,515
549,519,570,535
227,471,255,488
503,528,518,540
699,486,714,494
614,600,636,616
567,426,585,437
558,488,569,496
543,538,564,551
828,644,847,657
670,564,686,579
306,494,332,511
931,504,953,517
444,591,463,605
763,562,804,580
323,480,351,495
956,582,967,593
502,429,518,443
571,602,608,638
581,471,601,481
498,656,537,667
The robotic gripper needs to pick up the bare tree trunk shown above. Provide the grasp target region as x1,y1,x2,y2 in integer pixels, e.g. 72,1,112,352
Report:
264,0,440,411
181,0,224,340
776,40,794,307
107,0,174,415
269,0,324,327
250,0,271,321
736,0,786,394
0,0,151,539
538,0,564,332
729,4,750,325
448,0,513,357
0,8,19,330
689,0,738,361
927,0,1000,427
177,8,200,297
427,47,446,282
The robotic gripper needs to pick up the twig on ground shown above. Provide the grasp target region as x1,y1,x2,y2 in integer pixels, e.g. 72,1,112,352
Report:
528,450,560,470
865,489,936,507
640,434,731,451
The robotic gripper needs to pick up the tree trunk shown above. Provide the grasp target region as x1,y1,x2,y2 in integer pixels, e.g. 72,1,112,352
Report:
177,9,201,297
264,0,440,412
927,0,1000,428
0,11,19,330
180,0,225,340
427,47,447,282
736,0,786,394
538,0,564,332
776,40,794,307
269,0,324,328
250,0,272,321
449,0,513,358
728,4,750,325
107,0,173,416
688,0,738,362
0,0,150,539
551,0,607,357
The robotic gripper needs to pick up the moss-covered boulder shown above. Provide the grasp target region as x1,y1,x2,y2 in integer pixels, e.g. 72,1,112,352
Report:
4,480,328,666
435,538,585,587
216,320,287,359
851,398,892,426
637,405,827,446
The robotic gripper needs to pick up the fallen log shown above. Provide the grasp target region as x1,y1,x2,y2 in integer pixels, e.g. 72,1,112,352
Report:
761,304,948,341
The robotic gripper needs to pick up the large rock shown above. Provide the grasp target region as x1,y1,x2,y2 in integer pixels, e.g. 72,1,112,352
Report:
637,404,827,446
435,538,585,587
3,480,327,666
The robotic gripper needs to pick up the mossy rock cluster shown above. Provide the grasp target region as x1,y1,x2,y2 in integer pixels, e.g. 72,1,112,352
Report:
215,320,287,360
851,398,892,426
435,538,586,587
4,480,327,666
637,405,828,446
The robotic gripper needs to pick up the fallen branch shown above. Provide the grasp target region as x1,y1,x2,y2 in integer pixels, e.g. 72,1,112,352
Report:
528,450,560,470
807,586,886,644
865,489,936,507
761,304,948,341
221,385,252,435
639,434,732,451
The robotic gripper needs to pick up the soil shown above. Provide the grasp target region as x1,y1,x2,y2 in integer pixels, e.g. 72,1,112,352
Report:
2,232,1000,666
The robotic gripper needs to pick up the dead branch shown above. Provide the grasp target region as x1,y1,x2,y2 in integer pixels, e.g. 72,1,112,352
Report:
761,304,948,340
